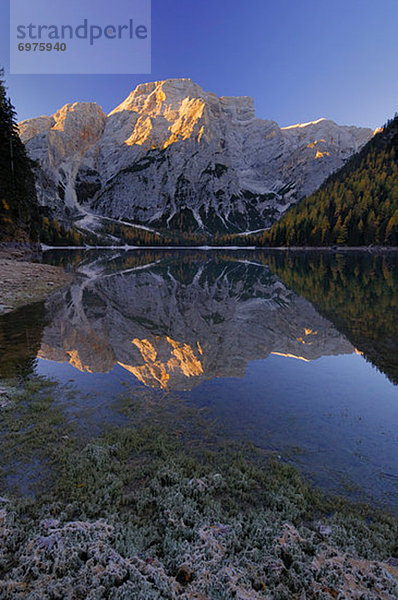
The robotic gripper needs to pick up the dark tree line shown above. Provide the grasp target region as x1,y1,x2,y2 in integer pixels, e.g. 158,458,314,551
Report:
266,252,398,384
0,69,41,243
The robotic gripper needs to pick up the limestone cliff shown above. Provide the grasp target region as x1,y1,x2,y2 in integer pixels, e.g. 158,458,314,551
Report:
19,79,372,234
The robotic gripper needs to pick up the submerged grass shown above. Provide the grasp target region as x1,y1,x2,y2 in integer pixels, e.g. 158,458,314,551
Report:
0,377,397,598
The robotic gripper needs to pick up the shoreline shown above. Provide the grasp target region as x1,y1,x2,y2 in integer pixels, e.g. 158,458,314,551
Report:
0,250,73,315
40,244,398,252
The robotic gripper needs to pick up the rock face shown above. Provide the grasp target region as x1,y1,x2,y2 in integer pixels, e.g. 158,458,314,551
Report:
19,79,373,233
18,103,106,220
38,254,354,390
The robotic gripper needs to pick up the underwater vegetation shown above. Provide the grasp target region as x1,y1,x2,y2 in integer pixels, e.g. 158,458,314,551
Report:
0,378,397,599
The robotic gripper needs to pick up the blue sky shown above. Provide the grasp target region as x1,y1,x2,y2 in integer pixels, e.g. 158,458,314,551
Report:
0,0,397,127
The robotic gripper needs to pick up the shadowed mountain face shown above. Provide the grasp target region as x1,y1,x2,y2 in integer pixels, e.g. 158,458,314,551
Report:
38,254,355,390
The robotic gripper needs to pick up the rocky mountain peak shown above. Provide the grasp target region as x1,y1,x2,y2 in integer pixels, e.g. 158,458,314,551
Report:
20,102,106,143
18,78,373,234
19,102,106,169
109,78,206,115
106,79,257,150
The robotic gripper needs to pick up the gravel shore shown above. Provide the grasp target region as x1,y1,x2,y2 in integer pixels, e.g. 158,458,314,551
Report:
0,249,72,314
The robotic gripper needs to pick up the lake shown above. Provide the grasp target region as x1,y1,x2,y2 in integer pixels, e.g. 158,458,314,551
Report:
0,249,397,507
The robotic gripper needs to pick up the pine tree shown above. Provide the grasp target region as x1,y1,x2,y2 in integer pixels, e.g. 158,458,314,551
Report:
264,114,398,247
0,68,40,243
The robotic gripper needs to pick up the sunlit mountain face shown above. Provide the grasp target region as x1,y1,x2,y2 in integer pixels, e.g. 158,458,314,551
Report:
34,252,358,390
18,79,373,237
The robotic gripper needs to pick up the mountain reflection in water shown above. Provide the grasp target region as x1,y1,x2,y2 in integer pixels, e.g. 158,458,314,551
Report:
0,250,397,506
36,253,358,390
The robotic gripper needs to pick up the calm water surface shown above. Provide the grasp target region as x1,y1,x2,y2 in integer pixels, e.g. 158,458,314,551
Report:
0,250,397,506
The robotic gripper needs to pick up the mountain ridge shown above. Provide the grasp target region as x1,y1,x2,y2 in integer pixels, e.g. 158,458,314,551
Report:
265,114,398,246
18,78,373,238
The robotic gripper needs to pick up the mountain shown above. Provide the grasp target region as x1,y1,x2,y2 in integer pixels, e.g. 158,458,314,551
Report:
38,253,354,390
266,114,398,246
0,72,40,244
18,79,372,237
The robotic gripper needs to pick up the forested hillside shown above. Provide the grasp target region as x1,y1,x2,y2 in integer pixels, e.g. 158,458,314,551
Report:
0,70,40,243
264,115,398,247
266,251,398,384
